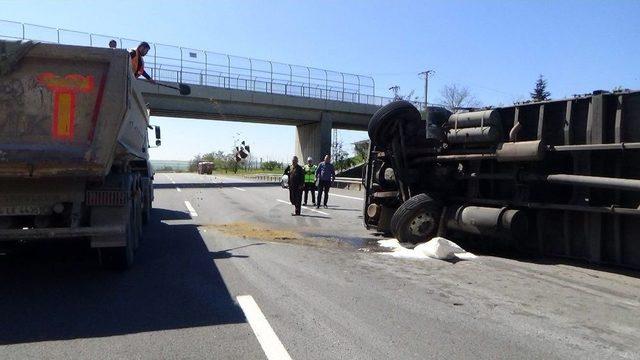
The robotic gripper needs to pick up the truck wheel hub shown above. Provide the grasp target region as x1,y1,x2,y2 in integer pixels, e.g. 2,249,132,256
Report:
409,212,436,237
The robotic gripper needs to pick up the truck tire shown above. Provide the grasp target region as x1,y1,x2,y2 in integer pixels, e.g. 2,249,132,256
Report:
133,185,143,249
390,193,441,244
101,201,135,270
368,100,422,148
141,177,152,224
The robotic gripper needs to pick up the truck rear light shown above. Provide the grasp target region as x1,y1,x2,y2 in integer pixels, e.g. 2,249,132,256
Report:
86,190,128,207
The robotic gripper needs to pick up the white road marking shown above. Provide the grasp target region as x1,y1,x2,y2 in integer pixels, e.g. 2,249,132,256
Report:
171,180,176,184
184,201,198,217
176,187,182,192
236,295,292,360
276,199,329,216
331,193,363,201
233,187,246,192
303,205,329,216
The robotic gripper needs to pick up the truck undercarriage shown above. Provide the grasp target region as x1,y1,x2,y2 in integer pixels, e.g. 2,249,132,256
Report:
364,91,640,269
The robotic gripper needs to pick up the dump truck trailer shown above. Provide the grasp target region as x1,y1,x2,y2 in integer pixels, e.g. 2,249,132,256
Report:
0,40,160,269
364,90,640,269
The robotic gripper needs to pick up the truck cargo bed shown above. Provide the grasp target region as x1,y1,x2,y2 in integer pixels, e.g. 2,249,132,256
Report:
0,40,149,178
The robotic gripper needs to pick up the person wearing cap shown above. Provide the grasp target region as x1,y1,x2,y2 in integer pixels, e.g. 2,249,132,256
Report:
302,156,317,206
287,156,305,216
130,41,156,83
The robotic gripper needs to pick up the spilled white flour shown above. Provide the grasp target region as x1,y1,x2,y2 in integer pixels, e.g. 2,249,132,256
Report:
378,237,477,260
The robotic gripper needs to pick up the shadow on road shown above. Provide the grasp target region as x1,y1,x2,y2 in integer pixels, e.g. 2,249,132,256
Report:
154,182,278,189
154,207,192,221
211,243,264,259
0,208,246,345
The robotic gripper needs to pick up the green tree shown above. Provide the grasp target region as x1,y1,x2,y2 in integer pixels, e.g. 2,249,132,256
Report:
189,154,203,172
332,139,353,171
530,74,551,101
261,160,282,171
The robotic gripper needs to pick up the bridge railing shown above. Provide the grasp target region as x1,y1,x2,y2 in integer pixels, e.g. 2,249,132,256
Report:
0,19,417,107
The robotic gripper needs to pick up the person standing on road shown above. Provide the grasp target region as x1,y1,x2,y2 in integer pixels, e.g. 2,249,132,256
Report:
287,156,304,216
315,154,335,209
303,157,317,206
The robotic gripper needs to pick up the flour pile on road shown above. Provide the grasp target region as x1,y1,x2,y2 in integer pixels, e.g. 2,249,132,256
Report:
378,237,476,260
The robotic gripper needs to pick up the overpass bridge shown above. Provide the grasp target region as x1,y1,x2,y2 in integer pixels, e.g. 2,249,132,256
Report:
0,20,424,161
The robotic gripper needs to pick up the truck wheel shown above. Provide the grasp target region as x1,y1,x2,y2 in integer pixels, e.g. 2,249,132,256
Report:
368,100,422,148
141,178,152,224
390,194,441,244
133,187,143,249
101,202,135,270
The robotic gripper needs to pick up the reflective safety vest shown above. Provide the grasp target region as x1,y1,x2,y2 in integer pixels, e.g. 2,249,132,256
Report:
304,164,317,184
130,49,144,78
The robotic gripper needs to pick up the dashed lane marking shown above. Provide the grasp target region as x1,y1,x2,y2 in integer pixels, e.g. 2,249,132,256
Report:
184,201,198,217
236,295,292,360
233,187,247,192
176,187,181,192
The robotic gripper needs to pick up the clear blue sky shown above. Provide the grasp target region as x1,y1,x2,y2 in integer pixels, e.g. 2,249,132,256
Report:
3,0,639,162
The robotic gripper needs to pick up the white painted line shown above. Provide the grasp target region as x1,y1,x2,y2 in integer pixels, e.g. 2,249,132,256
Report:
171,180,176,184
276,199,329,216
236,295,292,360
331,193,363,201
176,187,182,192
233,187,246,192
184,201,198,217
303,206,329,216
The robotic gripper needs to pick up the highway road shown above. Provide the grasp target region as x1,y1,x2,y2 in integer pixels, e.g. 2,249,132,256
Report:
1,172,640,359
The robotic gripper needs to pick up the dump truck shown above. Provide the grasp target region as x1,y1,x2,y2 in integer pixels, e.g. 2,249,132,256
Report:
197,161,214,174
0,40,160,269
363,90,640,269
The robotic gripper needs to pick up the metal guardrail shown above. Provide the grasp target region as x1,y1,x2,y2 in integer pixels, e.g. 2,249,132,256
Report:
245,174,362,190
0,19,422,108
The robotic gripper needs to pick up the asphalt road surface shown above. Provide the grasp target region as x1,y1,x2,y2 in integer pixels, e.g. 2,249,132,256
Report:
1,172,640,359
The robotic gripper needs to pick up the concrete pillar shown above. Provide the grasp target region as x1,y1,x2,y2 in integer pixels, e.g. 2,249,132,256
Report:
294,112,332,164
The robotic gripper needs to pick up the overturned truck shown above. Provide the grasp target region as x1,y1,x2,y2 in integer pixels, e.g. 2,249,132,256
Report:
364,90,640,269
0,40,161,269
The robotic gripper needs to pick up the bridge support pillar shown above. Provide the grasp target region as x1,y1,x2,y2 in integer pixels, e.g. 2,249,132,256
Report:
295,112,332,164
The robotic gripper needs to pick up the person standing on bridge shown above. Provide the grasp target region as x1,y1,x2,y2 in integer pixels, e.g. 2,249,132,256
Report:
315,155,335,209
303,157,317,206
287,156,304,216
130,41,156,84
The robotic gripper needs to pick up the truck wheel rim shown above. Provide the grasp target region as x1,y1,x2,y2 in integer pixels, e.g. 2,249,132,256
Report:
409,211,436,237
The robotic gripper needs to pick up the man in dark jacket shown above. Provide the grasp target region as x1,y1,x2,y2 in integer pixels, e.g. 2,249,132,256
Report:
315,154,335,209
287,156,305,216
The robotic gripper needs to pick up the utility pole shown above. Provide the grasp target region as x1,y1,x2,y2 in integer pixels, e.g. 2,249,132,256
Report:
418,70,434,115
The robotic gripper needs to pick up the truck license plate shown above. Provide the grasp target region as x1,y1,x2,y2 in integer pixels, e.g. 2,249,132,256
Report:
0,206,51,216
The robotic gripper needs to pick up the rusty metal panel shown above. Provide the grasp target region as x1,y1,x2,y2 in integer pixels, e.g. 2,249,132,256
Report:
0,40,149,178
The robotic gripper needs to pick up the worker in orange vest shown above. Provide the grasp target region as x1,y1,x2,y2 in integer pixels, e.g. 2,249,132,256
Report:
130,42,156,83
